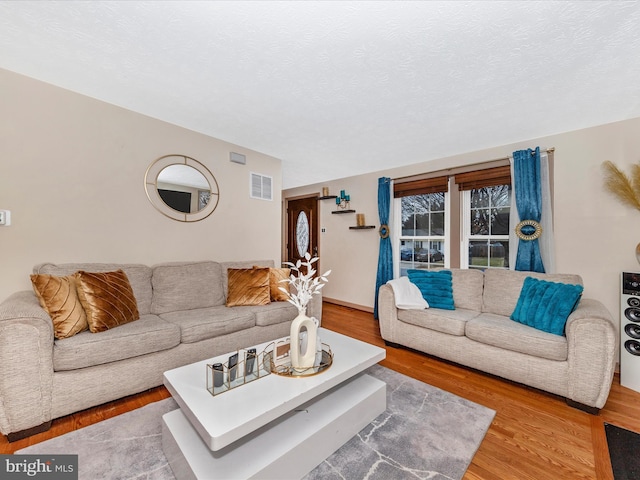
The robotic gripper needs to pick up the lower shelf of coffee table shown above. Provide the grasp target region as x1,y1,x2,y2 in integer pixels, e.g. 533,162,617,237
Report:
162,373,386,480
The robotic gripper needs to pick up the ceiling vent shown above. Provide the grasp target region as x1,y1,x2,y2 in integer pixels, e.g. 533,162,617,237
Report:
250,173,272,201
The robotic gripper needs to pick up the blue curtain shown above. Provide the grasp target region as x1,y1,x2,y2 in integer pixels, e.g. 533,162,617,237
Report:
513,147,545,273
374,177,393,319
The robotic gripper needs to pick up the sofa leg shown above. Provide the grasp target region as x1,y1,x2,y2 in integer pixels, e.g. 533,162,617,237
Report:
384,340,402,349
566,399,600,415
6,421,52,442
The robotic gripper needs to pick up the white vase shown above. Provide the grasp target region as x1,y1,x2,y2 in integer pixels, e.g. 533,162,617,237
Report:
290,310,318,369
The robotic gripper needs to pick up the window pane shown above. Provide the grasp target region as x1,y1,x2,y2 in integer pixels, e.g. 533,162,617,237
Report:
471,209,489,235
415,213,429,236
402,212,415,236
469,240,489,268
491,185,511,208
431,212,445,236
490,241,509,268
471,188,489,208
431,192,445,211
491,207,510,235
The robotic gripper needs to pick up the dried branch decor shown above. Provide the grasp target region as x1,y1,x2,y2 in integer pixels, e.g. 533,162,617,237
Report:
602,160,640,212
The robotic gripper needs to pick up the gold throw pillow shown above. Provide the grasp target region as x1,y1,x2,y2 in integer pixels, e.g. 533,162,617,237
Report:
31,274,89,339
75,269,140,333
254,266,291,302
226,268,271,307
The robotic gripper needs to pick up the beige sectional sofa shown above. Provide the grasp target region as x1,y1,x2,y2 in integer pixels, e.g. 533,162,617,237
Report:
0,260,320,441
378,268,616,412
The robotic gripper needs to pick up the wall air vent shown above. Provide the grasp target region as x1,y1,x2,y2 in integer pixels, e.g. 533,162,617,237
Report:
250,173,273,201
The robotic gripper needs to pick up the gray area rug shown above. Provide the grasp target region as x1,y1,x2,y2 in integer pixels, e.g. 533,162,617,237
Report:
18,365,495,480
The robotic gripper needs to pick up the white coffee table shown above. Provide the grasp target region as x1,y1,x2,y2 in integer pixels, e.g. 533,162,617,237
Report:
162,328,386,480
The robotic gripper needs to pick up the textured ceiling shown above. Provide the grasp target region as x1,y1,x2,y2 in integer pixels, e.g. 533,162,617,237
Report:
2,1,640,188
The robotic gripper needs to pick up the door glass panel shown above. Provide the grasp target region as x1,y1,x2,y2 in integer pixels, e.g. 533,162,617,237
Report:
296,211,310,257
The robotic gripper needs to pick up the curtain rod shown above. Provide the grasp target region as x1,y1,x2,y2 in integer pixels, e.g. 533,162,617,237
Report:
394,147,555,183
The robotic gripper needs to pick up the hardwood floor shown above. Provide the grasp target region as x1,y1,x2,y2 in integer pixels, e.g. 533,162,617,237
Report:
2,301,639,479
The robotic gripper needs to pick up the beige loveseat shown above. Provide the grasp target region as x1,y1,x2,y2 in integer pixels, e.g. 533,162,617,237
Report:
378,268,616,412
0,260,320,441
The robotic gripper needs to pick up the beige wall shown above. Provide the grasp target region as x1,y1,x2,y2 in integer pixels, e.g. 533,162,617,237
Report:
0,69,283,302
284,117,640,341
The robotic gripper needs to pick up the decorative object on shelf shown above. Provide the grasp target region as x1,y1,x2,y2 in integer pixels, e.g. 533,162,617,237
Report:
335,189,351,210
322,187,330,197
206,347,272,396
602,160,640,263
279,252,331,369
356,213,366,226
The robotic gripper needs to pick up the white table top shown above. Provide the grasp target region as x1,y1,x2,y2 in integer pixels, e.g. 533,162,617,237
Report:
163,328,386,451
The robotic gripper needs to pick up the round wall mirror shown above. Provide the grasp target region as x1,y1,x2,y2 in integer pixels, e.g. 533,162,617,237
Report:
145,154,220,222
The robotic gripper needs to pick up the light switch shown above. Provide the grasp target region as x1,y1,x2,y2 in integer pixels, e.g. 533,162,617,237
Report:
0,210,11,226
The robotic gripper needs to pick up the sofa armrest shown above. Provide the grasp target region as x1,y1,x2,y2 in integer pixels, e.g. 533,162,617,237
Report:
0,291,54,436
378,284,399,342
565,298,617,409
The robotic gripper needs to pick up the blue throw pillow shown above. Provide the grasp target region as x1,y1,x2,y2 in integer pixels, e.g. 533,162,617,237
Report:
510,276,583,336
407,269,455,310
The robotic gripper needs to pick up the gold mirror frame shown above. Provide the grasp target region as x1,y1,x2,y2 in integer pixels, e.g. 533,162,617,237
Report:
145,154,220,222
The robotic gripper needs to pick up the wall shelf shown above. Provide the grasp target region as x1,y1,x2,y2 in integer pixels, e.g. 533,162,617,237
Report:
331,210,356,214
318,195,338,200
349,226,376,230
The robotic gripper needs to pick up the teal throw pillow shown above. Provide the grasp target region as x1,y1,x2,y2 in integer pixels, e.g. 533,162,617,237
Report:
510,277,583,336
407,269,455,310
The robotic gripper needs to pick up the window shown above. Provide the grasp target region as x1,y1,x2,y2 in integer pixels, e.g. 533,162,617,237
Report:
462,185,511,269
393,162,518,276
398,192,447,276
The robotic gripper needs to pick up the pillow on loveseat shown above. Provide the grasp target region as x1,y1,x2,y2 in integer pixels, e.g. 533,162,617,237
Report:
227,268,271,307
30,273,89,339
75,269,140,333
407,269,455,310
510,276,583,336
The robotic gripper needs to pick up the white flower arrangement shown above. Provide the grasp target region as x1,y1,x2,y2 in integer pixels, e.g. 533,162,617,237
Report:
279,253,331,314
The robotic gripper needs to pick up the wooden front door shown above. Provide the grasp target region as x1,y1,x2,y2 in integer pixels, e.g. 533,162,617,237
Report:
286,196,319,271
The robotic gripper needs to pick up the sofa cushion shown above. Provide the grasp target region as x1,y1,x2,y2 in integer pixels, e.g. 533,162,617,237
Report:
226,268,271,307
511,277,583,336
52,314,180,371
75,270,140,333
398,308,479,336
407,269,455,310
221,260,275,300
30,273,88,339
151,261,225,314
34,263,153,315
465,312,568,361
482,269,583,317
450,268,485,311
159,306,256,344
240,301,298,327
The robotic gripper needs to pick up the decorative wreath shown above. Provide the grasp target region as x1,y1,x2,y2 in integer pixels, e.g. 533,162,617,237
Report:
379,224,390,239
515,219,543,241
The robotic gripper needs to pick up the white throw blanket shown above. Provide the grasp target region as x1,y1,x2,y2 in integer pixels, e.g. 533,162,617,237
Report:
387,277,429,310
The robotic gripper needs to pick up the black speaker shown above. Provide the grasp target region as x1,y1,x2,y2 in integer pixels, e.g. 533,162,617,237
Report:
621,272,640,393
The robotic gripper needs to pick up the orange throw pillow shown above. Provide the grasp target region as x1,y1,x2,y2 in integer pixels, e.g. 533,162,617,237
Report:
227,268,271,307
75,269,140,333
31,274,88,339
261,267,291,302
